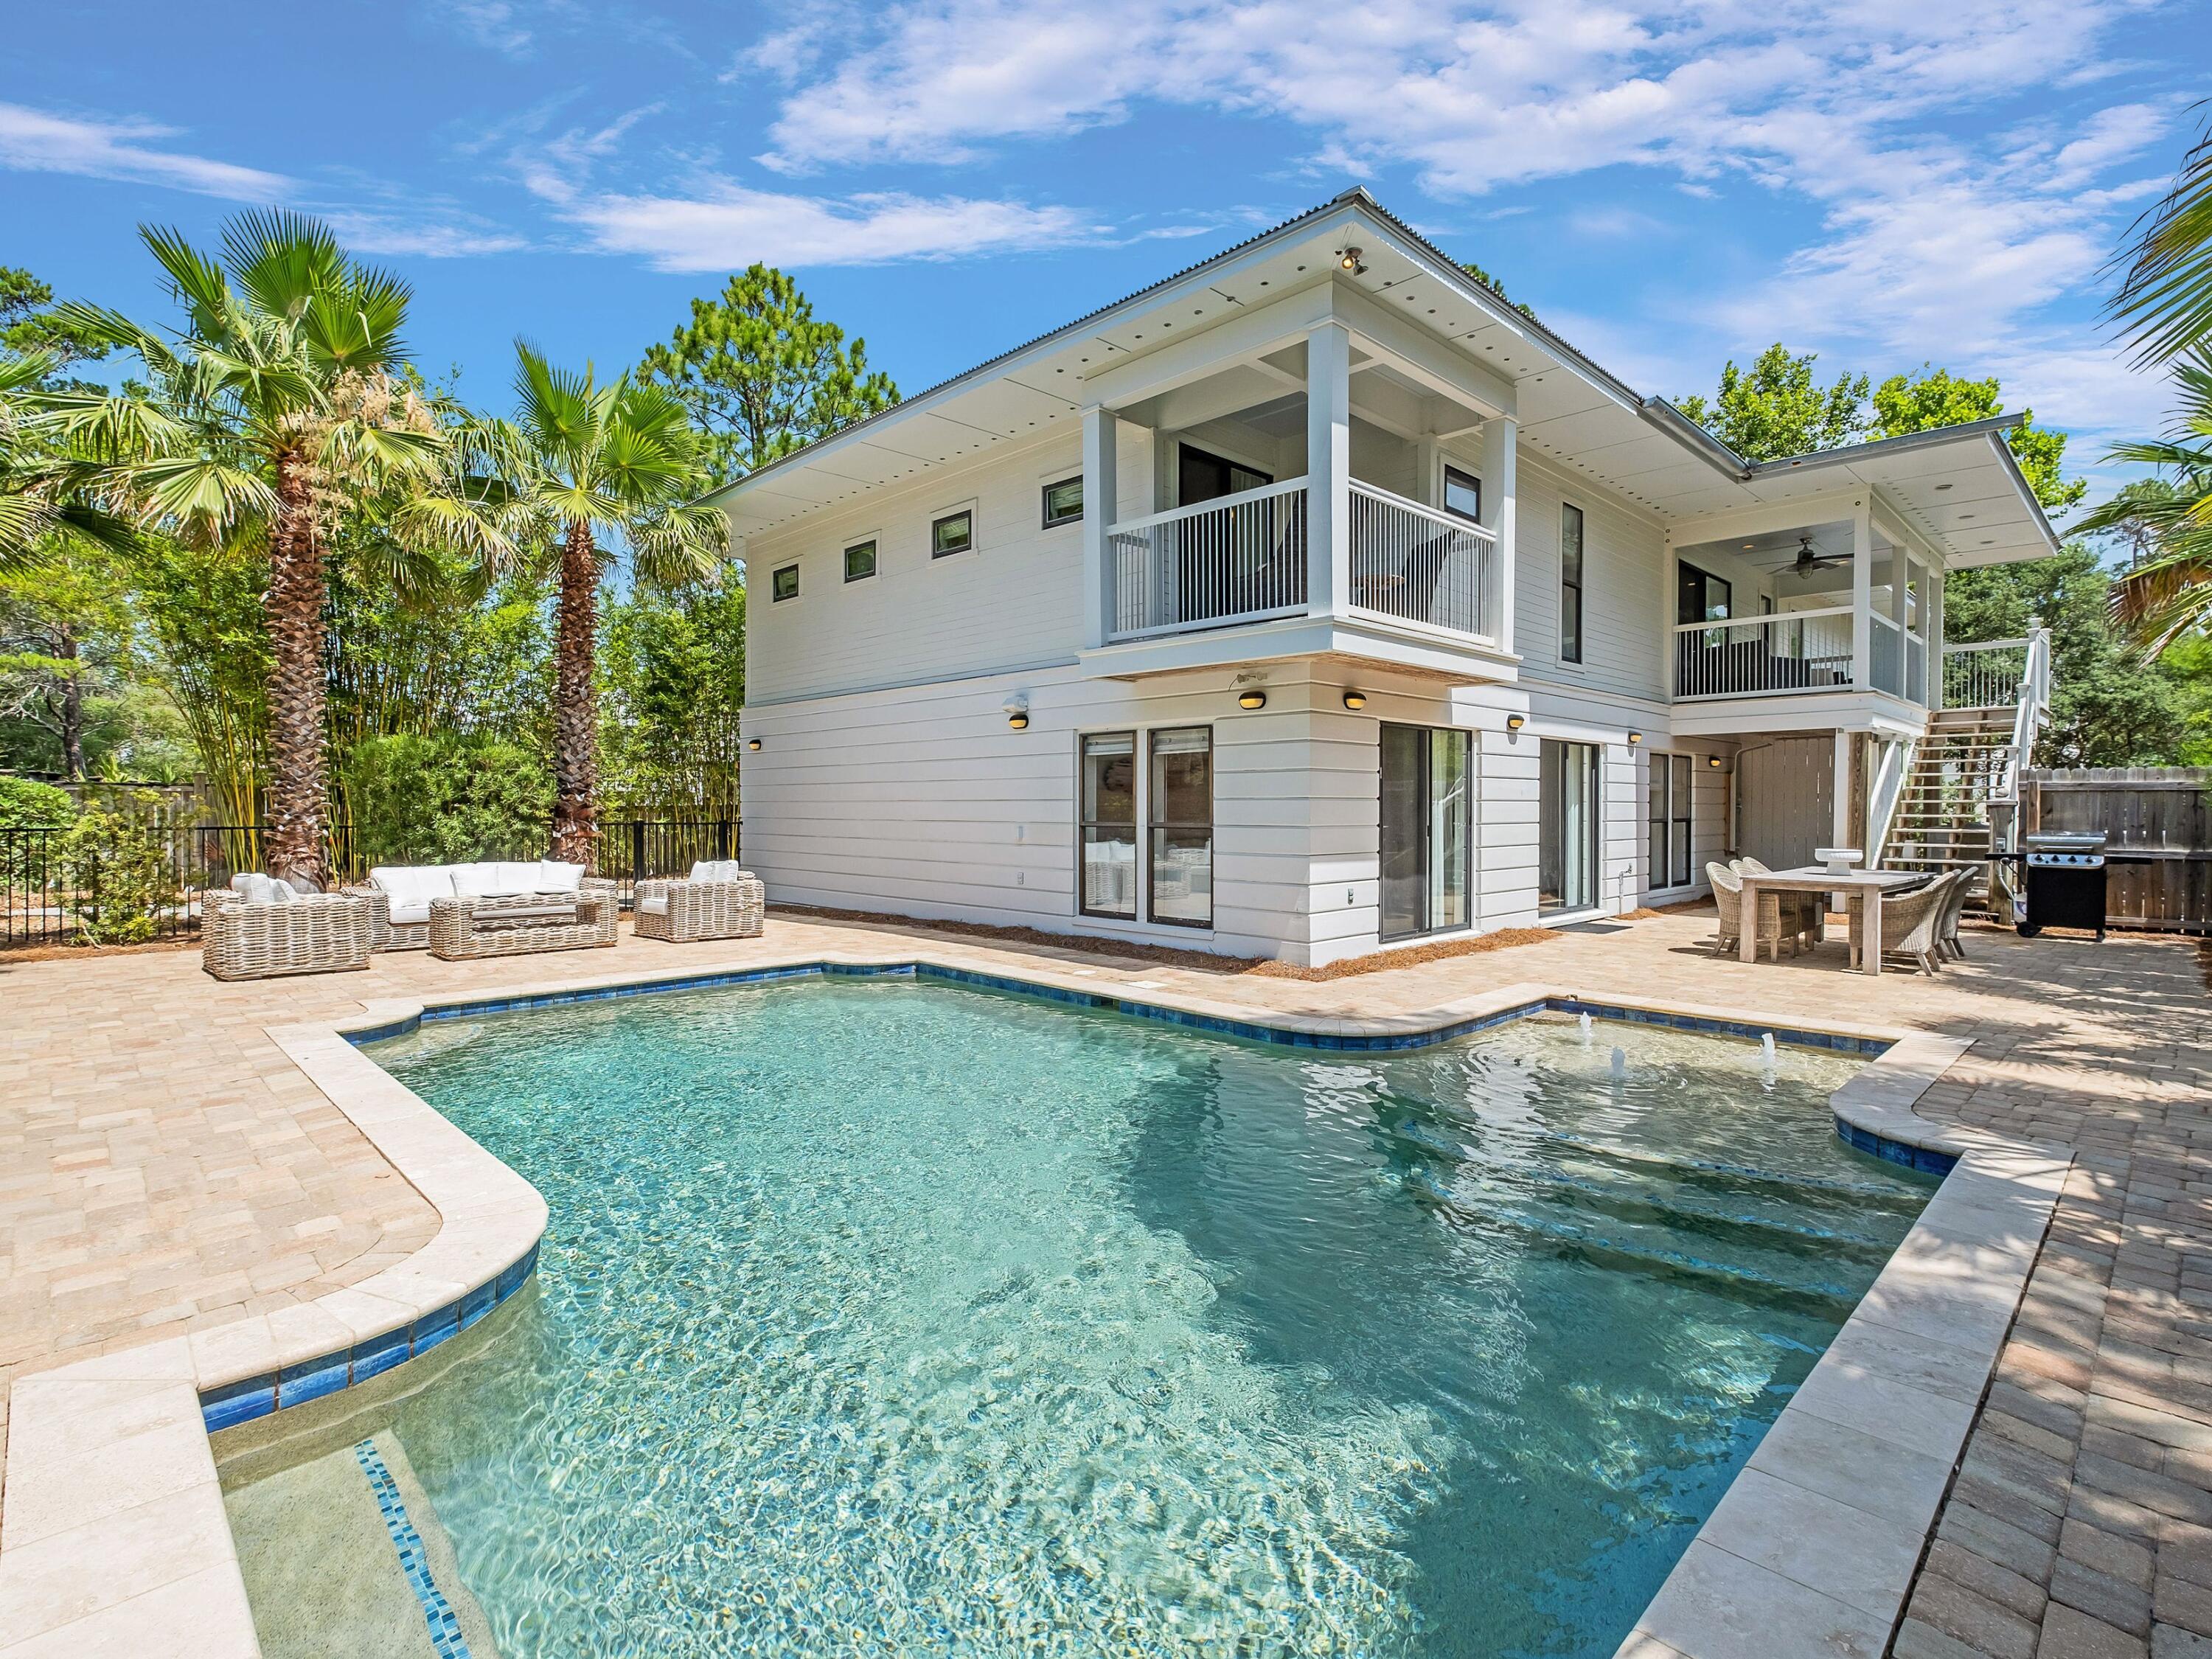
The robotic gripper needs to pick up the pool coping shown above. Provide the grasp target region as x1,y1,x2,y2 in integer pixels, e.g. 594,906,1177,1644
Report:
0,944,2070,1659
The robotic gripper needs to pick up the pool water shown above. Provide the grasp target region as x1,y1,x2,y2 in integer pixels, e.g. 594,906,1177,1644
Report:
316,979,1930,1658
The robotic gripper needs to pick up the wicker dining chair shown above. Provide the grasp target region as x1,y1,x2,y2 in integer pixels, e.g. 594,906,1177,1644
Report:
1871,878,1950,975
1732,855,1825,949
1707,862,1798,961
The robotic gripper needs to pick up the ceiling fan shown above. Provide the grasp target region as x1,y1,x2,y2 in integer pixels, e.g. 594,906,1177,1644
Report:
1784,534,1849,577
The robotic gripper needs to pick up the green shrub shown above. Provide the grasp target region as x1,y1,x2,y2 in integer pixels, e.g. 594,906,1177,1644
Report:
61,796,179,945
344,734,553,868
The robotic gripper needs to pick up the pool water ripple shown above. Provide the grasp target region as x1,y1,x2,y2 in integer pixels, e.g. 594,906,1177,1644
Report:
308,978,1935,1659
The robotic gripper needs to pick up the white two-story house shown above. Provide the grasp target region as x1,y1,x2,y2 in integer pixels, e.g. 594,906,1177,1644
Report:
708,189,2059,968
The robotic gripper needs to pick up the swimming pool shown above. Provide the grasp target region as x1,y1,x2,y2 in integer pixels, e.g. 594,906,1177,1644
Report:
225,975,1935,1658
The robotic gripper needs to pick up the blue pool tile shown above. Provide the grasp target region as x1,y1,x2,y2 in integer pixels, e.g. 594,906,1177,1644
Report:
459,1279,495,1329
351,1323,412,1383
202,1373,276,1432
411,1301,461,1354
279,1351,350,1409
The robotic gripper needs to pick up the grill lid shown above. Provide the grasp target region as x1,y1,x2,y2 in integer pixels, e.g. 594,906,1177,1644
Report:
2025,832,2107,852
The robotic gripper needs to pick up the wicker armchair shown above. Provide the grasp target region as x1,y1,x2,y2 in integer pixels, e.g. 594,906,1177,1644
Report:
1732,855,1825,947
1934,866,1978,961
428,878,619,961
203,888,374,981
1707,862,1799,961
1870,878,1948,975
633,862,765,944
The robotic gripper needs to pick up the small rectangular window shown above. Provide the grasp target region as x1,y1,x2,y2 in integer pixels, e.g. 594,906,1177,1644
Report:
931,509,973,557
1443,465,1482,524
1079,732,1137,920
771,563,799,602
1148,727,1213,928
1042,477,1082,528
1559,503,1585,664
844,540,877,582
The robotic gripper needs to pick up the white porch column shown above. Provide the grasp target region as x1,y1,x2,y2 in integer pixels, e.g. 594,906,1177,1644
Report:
1305,321,1352,617
1081,404,1119,650
1481,414,1518,656
1929,570,1947,711
1850,501,1873,689
1832,731,1854,849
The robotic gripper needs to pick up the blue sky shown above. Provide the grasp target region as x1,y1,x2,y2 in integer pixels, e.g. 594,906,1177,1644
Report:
5,0,2205,504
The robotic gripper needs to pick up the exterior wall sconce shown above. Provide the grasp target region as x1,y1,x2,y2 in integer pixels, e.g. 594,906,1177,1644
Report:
747,737,762,752
1708,754,1723,768
1505,713,1526,731
1237,690,1267,711
1343,690,1367,710
1004,694,1030,731
1627,731,1643,745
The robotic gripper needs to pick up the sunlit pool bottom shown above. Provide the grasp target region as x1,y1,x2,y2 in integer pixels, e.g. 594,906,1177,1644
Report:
221,977,1935,1659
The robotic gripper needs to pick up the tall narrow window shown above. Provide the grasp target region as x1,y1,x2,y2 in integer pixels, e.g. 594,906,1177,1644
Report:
1079,733,1137,919
1647,752,1695,891
1380,725,1472,941
1148,727,1213,928
1540,738,1601,913
1559,504,1585,663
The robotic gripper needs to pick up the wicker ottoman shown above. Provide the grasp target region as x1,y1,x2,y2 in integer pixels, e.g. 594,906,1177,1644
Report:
428,880,619,960
202,890,375,980
633,873,765,942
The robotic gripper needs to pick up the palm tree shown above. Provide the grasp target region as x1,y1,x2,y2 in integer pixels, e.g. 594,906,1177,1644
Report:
48,212,439,885
2071,350,2212,652
0,350,135,572
418,344,725,866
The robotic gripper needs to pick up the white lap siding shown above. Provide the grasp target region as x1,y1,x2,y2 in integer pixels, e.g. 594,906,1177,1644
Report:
1511,455,1667,703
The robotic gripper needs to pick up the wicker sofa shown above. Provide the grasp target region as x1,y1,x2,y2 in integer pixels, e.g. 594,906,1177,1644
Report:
203,884,374,981
633,860,765,943
350,861,591,952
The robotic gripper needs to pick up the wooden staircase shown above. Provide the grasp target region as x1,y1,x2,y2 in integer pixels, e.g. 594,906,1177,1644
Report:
1882,707,2020,891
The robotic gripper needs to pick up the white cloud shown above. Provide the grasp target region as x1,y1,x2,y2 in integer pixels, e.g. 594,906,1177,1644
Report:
320,212,530,258
445,0,538,57
0,102,290,200
544,178,1098,269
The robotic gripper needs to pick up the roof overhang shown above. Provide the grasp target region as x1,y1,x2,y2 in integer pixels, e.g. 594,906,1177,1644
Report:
707,189,2061,569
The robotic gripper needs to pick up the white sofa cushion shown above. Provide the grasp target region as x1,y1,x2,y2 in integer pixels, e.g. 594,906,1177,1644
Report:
531,860,585,894
369,866,457,925
637,892,669,915
229,872,294,905
451,863,529,898
689,860,746,883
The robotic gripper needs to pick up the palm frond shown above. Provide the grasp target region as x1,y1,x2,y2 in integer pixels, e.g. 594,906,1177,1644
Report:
123,454,283,540
222,209,344,324
628,498,729,589
2112,112,2212,366
139,225,234,338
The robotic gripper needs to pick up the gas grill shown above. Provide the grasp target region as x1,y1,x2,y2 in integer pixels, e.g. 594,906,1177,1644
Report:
2011,832,2108,939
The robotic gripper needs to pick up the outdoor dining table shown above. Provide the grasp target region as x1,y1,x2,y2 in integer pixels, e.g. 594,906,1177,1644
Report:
1736,866,1929,976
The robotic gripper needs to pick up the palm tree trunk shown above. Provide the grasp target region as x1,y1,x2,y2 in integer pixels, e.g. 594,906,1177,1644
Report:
550,517,599,868
263,452,329,887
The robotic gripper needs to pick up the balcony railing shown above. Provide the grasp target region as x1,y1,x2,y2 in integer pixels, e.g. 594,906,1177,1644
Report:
1348,481,1499,642
1672,607,1855,699
1106,478,1308,641
1942,638,2028,709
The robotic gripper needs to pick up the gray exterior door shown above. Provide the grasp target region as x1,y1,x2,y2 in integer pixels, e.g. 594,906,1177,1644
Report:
1736,738,1834,869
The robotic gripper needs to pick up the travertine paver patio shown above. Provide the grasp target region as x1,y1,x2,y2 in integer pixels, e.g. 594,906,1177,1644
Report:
1,909,2205,1656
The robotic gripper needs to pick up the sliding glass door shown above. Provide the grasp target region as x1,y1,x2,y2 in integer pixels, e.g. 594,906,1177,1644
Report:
1540,739,1601,914
1380,724,1472,941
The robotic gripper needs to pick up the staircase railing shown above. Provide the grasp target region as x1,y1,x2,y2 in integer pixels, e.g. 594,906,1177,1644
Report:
1868,733,1919,868
1989,623,2052,852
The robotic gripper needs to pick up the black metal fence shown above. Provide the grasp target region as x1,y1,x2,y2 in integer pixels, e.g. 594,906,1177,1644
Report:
0,818,740,950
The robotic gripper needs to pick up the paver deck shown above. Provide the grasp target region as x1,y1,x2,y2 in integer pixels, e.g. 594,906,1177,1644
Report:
2,909,2205,1655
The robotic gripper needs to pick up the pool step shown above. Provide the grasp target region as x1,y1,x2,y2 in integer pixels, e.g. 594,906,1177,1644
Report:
1404,1168,1866,1322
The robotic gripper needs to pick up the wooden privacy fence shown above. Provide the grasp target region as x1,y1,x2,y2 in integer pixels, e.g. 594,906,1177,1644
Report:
2023,768,2211,935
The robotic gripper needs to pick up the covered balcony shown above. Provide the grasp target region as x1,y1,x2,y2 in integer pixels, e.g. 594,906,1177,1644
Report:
1079,306,1517,679
1668,515,1938,722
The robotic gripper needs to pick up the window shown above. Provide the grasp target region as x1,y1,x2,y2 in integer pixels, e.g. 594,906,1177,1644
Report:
1442,465,1482,524
1149,728,1214,928
1042,476,1083,528
1676,562,1732,626
1380,724,1472,940
1079,733,1137,919
931,509,973,557
771,563,799,602
1647,753,1694,891
844,539,877,582
1177,444,1270,505
1540,739,1601,913
1559,503,1585,664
